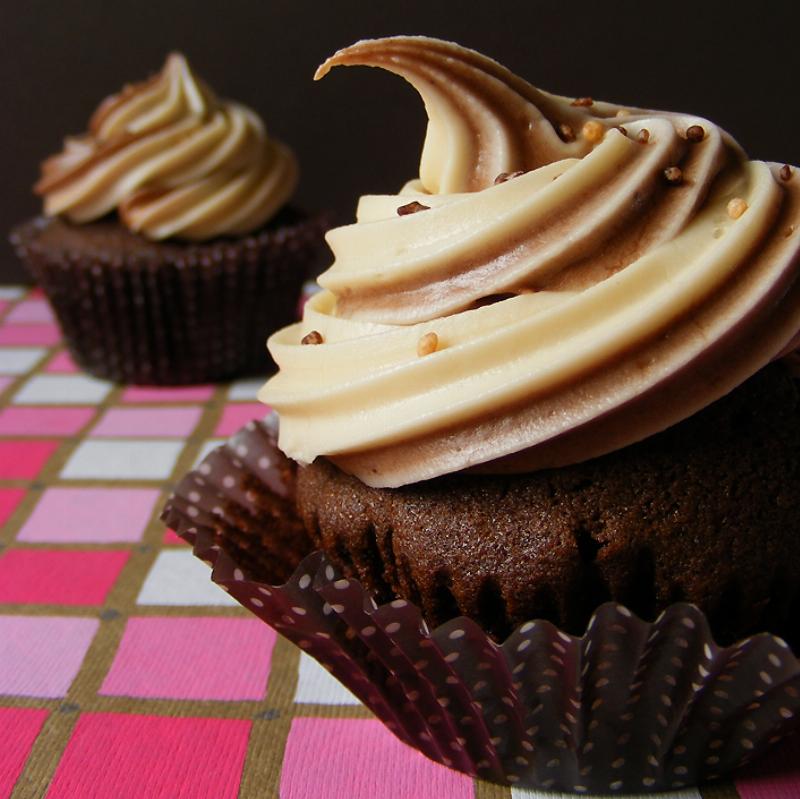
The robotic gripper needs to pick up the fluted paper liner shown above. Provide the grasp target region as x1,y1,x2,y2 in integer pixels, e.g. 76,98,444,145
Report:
162,419,800,793
11,213,327,385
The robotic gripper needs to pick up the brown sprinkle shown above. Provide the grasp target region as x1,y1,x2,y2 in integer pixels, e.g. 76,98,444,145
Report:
685,125,705,142
301,330,324,345
663,166,683,184
494,170,525,185
780,164,793,182
637,128,650,144
417,331,439,357
615,125,628,137
785,226,795,238
582,120,605,143
397,201,430,216
571,96,594,107
558,123,576,142
727,197,748,219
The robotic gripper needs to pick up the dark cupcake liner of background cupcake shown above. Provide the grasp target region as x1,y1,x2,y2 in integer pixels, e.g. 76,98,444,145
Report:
10,210,328,385
161,419,800,793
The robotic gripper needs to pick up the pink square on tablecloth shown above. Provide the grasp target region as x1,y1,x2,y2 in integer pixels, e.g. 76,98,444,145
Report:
0,550,129,605
45,350,79,373
0,300,8,316
214,403,267,436
100,617,276,700
0,376,12,394
0,615,99,697
0,440,60,479
736,735,800,798
6,300,55,324
0,325,61,346
46,713,250,799
162,528,187,545
280,718,473,799
121,385,215,403
90,406,202,438
0,488,25,527
0,407,96,436
18,487,159,543
0,707,49,796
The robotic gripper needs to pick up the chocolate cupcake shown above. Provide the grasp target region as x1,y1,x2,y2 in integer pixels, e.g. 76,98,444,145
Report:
165,37,800,791
260,36,800,646
11,53,326,384
295,362,800,648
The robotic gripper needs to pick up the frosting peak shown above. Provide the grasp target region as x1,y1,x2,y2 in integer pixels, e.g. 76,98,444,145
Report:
36,53,297,241
261,36,800,487
315,37,597,194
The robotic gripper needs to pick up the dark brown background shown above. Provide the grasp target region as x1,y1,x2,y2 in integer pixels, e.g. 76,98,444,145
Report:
2,0,799,282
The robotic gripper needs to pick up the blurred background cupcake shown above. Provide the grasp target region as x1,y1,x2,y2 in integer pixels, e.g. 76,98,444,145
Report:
10,52,327,384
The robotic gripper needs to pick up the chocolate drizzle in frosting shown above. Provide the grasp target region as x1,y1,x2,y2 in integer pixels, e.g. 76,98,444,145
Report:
260,36,800,488
36,53,297,241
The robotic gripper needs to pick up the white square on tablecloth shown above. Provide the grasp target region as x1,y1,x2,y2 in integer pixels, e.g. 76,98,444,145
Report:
60,439,183,479
294,652,360,706
0,347,47,375
226,378,264,401
13,374,113,405
0,286,27,300
137,550,238,607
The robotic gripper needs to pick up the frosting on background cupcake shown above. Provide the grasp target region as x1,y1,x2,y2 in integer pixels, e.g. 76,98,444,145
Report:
35,53,297,241
261,36,800,487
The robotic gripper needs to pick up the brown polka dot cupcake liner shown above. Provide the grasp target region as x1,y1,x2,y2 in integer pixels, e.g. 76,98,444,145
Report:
11,212,328,385
162,419,800,793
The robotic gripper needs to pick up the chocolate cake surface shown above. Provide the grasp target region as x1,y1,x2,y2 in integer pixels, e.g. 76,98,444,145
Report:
296,363,800,647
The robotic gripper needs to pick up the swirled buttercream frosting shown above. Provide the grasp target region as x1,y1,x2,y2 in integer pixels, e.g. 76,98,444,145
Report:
259,36,800,487
35,53,297,241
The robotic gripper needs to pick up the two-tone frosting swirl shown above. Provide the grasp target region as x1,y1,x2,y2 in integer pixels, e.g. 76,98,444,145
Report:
35,53,297,241
260,36,800,487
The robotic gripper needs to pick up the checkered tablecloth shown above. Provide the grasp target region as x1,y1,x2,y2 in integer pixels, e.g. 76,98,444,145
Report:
0,283,798,799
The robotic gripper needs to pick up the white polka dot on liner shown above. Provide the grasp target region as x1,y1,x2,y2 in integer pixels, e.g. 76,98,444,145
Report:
223,475,235,488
